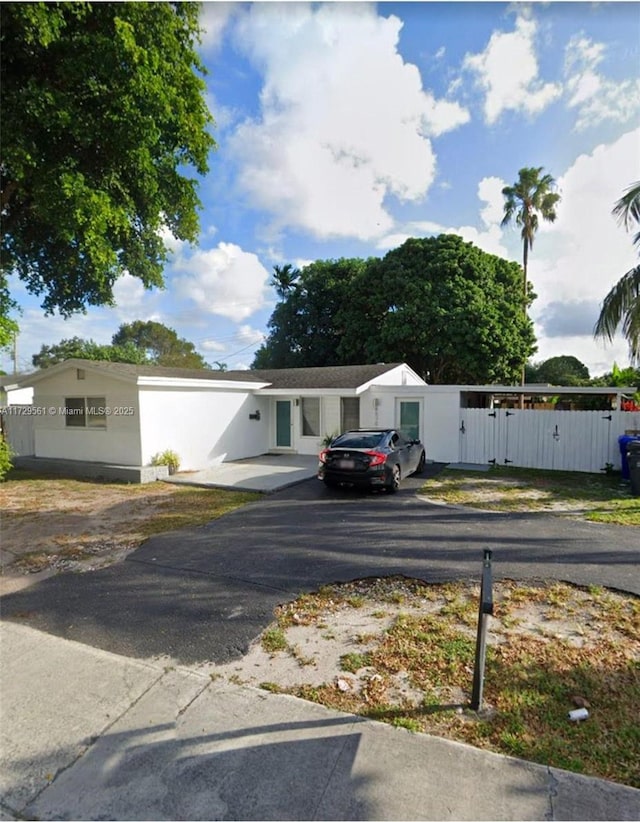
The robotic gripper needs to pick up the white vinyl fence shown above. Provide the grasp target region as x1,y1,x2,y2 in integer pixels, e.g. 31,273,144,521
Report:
459,408,640,473
1,408,35,456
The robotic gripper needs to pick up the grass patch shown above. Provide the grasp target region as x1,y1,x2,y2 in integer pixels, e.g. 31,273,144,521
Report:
261,627,288,653
272,578,639,788
339,652,373,673
421,466,639,526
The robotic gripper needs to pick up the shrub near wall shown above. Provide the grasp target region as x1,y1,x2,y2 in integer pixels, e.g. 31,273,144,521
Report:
0,434,13,481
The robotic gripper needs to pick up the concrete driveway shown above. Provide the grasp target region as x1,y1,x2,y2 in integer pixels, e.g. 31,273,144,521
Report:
1,470,638,667
167,453,319,493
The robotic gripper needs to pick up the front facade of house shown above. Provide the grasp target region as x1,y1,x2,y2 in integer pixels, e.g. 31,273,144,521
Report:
5,359,638,476
12,360,426,471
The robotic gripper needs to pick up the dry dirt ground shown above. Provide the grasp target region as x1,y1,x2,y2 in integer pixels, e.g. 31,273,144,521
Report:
0,479,192,595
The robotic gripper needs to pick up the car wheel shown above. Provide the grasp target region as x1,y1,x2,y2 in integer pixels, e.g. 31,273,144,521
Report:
387,464,401,493
415,451,426,474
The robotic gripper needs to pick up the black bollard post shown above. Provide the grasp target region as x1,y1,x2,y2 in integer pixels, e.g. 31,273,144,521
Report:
470,549,493,711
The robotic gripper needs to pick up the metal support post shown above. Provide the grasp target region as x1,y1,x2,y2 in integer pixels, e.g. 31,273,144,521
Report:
470,549,493,711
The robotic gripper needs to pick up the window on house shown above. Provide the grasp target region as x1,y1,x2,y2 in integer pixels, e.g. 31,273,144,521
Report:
64,396,106,429
341,397,360,431
301,397,320,436
87,397,107,428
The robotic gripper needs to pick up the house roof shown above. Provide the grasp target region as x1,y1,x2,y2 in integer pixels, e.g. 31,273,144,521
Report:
10,359,409,390
222,363,407,389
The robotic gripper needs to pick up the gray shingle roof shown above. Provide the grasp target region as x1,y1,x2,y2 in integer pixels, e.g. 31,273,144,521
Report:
225,363,405,389
15,359,404,390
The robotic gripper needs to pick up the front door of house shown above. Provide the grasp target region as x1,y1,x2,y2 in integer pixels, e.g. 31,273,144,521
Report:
398,399,421,441
276,400,292,447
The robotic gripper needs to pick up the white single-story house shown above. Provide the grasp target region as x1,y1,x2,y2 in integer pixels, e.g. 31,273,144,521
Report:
3,359,638,477
5,359,426,472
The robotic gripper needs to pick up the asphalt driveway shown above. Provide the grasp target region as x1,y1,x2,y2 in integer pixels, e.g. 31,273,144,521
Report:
2,470,638,666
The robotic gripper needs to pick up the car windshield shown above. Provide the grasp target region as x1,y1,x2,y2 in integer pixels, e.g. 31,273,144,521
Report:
331,432,385,449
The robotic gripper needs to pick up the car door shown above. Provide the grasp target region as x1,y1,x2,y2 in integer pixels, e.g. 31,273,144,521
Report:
391,431,412,476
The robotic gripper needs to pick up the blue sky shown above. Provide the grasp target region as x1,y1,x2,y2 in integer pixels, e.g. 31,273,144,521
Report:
5,1,640,377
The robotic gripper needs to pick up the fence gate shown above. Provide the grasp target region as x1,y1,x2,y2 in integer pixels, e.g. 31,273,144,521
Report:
1,408,36,457
459,408,638,473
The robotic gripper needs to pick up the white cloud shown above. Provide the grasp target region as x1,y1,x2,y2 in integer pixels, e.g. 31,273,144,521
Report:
525,128,640,370
112,274,163,325
229,3,469,242
464,13,562,124
478,176,507,228
377,178,510,258
450,224,509,259
171,242,271,322
199,3,237,53
237,324,266,346
10,309,112,373
376,220,445,250
199,339,227,354
564,35,640,131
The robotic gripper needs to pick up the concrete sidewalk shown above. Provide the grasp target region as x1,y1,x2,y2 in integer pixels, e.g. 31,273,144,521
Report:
2,622,638,821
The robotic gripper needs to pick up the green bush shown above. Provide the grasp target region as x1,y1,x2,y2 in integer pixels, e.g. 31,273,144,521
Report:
150,449,180,474
0,434,13,481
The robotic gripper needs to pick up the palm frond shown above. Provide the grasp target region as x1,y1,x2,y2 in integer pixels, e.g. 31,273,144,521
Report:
613,181,640,233
594,264,640,363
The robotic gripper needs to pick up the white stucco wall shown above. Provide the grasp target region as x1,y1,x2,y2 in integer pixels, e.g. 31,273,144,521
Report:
30,369,141,464
138,386,270,470
6,386,34,405
363,385,461,462
363,364,425,387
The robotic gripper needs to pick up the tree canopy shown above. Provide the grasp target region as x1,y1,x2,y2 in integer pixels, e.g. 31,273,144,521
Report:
527,355,590,386
254,235,536,384
253,258,370,369
32,336,148,369
1,2,214,316
112,320,209,368
32,321,210,369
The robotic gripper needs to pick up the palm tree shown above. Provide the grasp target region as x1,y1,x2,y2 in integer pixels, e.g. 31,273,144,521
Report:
594,181,640,364
502,167,561,395
270,264,300,301
501,167,561,300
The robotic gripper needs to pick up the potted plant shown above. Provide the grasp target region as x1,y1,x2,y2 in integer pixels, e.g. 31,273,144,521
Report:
150,449,180,475
321,431,339,447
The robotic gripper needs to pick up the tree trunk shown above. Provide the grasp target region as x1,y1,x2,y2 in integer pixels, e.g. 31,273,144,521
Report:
520,239,529,408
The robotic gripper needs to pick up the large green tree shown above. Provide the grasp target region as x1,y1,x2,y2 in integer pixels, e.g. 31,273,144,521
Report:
339,235,535,383
0,276,19,350
253,259,369,368
594,182,640,364
254,237,536,383
528,355,590,386
32,321,210,368
32,336,148,368
112,320,209,368
1,2,214,316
